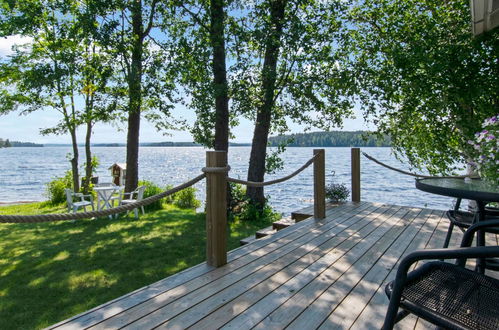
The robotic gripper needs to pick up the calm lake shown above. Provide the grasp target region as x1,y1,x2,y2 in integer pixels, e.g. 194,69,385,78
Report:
0,146,455,214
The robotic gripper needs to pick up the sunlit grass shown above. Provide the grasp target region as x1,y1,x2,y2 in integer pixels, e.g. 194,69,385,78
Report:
0,202,272,329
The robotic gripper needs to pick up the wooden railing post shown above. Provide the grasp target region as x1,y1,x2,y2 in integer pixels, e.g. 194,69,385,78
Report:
314,149,326,219
205,151,227,267
351,147,361,202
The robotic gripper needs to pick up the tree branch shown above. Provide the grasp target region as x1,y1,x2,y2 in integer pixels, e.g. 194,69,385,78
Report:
143,0,158,37
178,3,209,32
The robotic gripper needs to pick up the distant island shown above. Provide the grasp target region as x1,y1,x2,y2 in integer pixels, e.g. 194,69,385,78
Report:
12,131,390,148
268,131,391,147
44,142,252,147
0,138,43,148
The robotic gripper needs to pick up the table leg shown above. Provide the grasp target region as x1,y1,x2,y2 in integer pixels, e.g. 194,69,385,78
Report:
476,201,486,274
97,193,102,211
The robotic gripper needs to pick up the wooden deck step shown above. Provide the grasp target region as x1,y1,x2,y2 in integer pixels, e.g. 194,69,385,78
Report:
291,206,313,222
255,226,277,238
272,216,295,231
239,235,258,246
291,202,342,222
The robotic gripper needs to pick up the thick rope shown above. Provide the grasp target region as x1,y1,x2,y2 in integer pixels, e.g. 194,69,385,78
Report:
202,166,231,173
362,152,476,179
227,153,318,187
0,174,206,223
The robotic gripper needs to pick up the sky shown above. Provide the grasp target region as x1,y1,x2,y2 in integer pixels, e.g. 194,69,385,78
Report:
0,36,371,144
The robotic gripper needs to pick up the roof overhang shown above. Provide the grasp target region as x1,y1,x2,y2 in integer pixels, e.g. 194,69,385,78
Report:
471,0,499,35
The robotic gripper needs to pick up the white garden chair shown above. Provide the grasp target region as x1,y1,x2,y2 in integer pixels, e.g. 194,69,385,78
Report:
120,185,146,219
109,186,125,207
65,189,94,214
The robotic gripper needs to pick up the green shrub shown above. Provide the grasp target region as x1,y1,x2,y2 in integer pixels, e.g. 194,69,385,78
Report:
45,170,73,205
164,184,176,204
164,184,201,209
228,183,281,223
138,180,164,211
172,187,201,209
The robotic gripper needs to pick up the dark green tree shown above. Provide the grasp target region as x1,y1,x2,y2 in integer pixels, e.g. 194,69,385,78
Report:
235,0,356,204
100,0,180,193
0,0,118,193
347,0,499,173
0,1,84,191
170,0,231,151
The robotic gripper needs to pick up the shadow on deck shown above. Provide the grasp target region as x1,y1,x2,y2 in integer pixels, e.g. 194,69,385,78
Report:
48,202,497,329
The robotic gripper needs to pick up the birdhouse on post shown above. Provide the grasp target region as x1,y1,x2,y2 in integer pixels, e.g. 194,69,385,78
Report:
109,163,127,186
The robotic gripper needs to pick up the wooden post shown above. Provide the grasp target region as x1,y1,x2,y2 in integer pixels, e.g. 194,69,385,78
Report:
313,149,326,219
205,151,227,267
351,147,361,202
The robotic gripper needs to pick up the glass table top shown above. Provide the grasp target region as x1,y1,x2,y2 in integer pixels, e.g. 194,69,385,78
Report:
416,178,499,202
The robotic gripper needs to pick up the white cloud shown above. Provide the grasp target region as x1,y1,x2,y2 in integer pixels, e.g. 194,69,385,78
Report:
0,35,33,57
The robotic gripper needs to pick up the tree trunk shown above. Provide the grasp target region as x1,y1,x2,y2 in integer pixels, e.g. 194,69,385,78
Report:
69,129,80,192
82,120,93,194
246,0,287,205
125,0,144,193
210,0,229,152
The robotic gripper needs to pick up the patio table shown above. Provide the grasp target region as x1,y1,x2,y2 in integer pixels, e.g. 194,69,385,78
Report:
416,177,499,272
94,186,119,218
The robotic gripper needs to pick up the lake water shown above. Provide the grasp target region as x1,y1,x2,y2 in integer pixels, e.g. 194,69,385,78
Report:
0,147,456,214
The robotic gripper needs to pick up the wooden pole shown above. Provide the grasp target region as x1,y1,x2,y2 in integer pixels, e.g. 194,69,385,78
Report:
314,149,326,219
205,151,227,267
351,147,361,202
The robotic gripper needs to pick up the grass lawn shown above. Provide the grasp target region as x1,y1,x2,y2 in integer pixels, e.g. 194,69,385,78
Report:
0,202,272,329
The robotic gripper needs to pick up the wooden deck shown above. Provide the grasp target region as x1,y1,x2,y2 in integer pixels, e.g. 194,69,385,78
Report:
48,202,498,330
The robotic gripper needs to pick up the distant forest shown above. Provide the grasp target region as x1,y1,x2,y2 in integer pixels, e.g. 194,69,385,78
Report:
0,138,43,147
268,131,391,147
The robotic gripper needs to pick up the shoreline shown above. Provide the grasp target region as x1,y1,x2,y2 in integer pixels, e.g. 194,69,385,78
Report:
0,201,40,206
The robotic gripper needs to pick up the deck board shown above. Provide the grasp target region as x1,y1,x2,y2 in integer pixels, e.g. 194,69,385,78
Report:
48,202,498,330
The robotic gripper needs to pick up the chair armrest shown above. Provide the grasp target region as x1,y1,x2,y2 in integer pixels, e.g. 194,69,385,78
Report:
74,193,92,202
122,192,134,199
397,246,499,275
461,219,499,247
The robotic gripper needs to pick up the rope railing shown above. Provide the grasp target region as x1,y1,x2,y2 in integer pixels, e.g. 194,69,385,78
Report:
0,173,206,223
362,152,478,179
1,149,326,268
226,153,319,187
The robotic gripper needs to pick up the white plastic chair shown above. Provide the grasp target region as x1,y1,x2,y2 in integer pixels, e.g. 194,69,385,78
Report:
109,186,124,207
120,185,146,219
65,189,94,214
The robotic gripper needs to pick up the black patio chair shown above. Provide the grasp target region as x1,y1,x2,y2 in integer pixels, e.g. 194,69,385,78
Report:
382,219,499,330
443,198,499,249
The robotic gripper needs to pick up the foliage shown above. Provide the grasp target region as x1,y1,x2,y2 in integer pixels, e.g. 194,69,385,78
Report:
346,0,499,174
325,183,350,202
0,139,42,147
0,0,120,192
165,185,201,209
0,138,12,148
138,180,164,211
269,131,391,147
0,202,267,329
85,156,99,175
172,187,201,209
45,170,73,205
228,183,281,222
468,115,499,184
236,0,356,203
